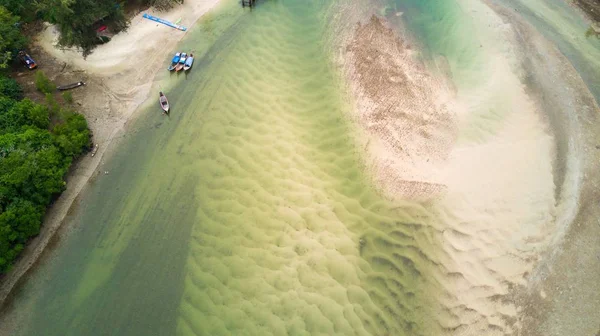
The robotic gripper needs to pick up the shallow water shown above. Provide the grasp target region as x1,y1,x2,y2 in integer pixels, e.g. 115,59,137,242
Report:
2,0,600,335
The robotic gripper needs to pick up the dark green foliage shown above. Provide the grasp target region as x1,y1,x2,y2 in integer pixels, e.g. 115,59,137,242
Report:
35,71,55,94
148,0,184,11
0,0,36,22
0,76,23,100
53,113,90,157
62,91,73,104
0,75,89,273
0,99,50,132
0,6,27,68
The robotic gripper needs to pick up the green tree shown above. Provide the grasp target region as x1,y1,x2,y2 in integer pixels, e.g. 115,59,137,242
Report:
37,0,127,56
0,98,49,133
0,76,23,100
53,113,90,157
0,6,27,68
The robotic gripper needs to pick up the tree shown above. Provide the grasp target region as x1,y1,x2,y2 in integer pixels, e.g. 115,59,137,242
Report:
0,6,27,68
0,75,90,273
0,76,23,100
37,0,127,56
0,98,50,133
53,113,90,157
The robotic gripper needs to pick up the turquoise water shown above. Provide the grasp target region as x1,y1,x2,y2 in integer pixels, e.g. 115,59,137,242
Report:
1,0,600,335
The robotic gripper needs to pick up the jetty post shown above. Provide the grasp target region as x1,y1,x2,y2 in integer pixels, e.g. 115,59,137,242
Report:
241,0,255,8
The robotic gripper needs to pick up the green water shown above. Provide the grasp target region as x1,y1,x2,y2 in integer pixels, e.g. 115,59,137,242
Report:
3,0,600,335
5,1,440,335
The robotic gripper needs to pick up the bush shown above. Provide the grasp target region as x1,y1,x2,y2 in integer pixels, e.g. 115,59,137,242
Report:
62,91,73,104
35,71,55,94
0,76,22,100
0,6,27,68
150,0,184,11
53,113,90,157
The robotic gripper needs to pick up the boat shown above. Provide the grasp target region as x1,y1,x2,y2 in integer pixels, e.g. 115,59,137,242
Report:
183,53,194,71
168,52,181,71
159,91,170,114
175,52,187,72
17,51,37,70
57,81,85,91
90,144,99,157
142,13,187,31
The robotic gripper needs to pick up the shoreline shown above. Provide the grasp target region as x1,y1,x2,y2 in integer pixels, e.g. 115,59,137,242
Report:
0,0,221,309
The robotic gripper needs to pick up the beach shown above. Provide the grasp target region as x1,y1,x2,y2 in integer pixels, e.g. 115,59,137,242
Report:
0,0,221,309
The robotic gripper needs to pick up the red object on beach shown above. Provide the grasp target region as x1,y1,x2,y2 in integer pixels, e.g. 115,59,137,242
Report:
97,25,107,32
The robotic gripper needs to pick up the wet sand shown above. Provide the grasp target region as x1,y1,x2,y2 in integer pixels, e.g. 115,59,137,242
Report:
339,0,600,334
343,16,457,201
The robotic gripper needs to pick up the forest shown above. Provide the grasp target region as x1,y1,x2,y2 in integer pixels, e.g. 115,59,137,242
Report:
0,1,109,272
0,73,91,273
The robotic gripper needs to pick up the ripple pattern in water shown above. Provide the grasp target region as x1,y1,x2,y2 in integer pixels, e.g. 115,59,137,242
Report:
168,1,438,335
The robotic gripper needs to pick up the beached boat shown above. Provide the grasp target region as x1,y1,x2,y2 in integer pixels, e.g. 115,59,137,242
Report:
159,91,170,114
57,81,85,91
18,51,37,70
90,144,99,157
168,52,181,71
184,54,194,71
175,52,187,72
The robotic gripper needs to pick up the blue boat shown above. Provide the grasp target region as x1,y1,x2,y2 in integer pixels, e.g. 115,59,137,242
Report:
142,13,187,31
168,52,181,71
184,54,194,71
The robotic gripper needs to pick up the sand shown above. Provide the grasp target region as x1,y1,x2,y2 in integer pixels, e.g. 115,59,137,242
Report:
343,16,458,201
0,0,221,307
338,0,600,334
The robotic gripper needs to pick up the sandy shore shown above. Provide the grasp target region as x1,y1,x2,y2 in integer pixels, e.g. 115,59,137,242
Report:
0,0,221,307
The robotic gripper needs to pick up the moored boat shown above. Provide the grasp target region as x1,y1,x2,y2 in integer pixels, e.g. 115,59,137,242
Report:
175,52,187,72
159,91,170,114
184,53,194,71
168,52,181,71
57,81,85,91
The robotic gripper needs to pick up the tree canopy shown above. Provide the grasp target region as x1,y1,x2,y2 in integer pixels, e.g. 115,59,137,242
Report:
0,6,27,68
0,76,90,273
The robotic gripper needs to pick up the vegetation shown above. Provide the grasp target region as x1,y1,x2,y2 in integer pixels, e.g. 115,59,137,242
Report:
146,0,184,11
585,26,600,39
0,76,22,100
0,74,90,273
62,91,73,104
1,0,185,58
35,71,55,94
0,6,27,68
